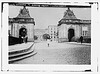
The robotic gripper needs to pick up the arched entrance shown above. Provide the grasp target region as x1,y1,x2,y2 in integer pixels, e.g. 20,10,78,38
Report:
19,27,27,37
68,28,75,42
19,27,27,43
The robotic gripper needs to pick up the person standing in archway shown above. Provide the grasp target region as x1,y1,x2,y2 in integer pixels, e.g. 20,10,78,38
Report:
25,35,28,43
80,36,83,44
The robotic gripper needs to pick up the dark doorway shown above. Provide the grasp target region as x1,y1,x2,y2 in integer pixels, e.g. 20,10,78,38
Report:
19,28,27,43
68,28,74,42
19,28,27,37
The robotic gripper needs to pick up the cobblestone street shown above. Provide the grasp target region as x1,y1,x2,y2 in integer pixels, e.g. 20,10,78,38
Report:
11,41,91,64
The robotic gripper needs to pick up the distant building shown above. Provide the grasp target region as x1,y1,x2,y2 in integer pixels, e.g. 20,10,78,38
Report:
9,6,35,41
48,25,58,41
34,29,48,41
58,8,91,42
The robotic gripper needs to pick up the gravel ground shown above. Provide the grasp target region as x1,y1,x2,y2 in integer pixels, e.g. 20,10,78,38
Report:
12,41,91,65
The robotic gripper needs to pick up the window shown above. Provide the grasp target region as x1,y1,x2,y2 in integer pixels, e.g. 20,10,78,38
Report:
82,31,84,36
82,31,88,36
85,31,88,36
82,26,88,36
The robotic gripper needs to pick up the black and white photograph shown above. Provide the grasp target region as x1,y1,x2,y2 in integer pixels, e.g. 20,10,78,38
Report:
8,2,91,65
1,1,100,73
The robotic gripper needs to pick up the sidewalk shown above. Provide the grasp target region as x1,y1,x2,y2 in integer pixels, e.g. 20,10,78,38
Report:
9,42,36,63
9,42,34,53
66,42,91,46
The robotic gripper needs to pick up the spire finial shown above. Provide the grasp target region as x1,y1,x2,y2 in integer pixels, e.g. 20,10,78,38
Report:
23,5,26,8
68,7,70,10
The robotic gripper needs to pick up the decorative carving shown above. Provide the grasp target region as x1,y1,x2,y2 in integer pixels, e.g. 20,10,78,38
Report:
63,7,77,19
58,8,91,26
9,6,35,24
21,25,26,28
17,6,30,18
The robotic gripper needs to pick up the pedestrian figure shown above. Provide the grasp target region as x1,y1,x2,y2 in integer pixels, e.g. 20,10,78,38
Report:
25,35,28,43
22,36,26,43
80,36,83,44
19,36,22,43
26,37,28,43
21,36,24,43
47,39,50,47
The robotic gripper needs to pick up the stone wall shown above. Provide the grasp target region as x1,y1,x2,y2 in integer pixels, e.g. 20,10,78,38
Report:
10,23,34,42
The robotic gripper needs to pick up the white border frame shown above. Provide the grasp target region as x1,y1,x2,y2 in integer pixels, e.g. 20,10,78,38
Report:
1,1,99,72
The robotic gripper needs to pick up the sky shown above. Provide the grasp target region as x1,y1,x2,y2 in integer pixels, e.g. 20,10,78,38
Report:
9,5,91,29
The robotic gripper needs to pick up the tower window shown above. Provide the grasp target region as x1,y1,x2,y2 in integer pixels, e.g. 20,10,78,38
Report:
82,31,88,36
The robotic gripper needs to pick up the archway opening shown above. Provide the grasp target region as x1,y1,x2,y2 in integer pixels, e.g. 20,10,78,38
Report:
68,28,75,42
19,27,27,38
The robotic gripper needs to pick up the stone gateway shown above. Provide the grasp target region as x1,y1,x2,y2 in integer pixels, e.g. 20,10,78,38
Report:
9,6,35,42
58,8,91,42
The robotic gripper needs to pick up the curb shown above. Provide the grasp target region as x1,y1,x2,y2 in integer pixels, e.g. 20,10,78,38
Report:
9,43,34,55
65,42,91,46
9,51,37,64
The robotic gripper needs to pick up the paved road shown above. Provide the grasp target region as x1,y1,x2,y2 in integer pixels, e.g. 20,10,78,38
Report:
12,41,91,64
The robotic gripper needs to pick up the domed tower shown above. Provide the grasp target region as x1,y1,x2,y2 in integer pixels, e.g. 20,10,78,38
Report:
9,6,35,42
58,7,78,26
63,7,77,20
58,7,91,42
17,6,31,18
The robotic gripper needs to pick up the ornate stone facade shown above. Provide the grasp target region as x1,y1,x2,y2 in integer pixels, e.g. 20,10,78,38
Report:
9,6,35,41
58,8,91,42
48,25,58,41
